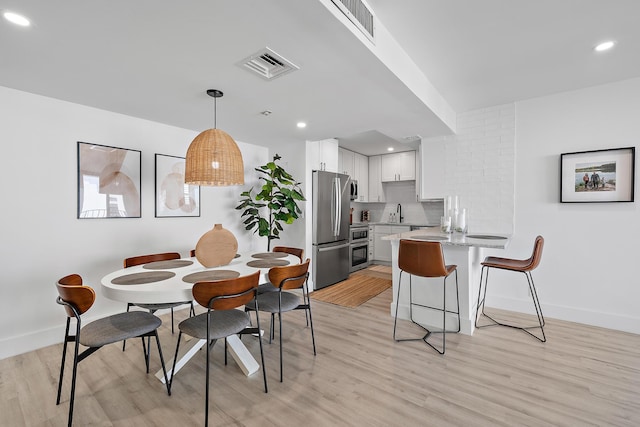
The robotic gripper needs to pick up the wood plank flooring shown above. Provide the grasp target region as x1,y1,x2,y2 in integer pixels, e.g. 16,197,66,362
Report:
2,285,640,426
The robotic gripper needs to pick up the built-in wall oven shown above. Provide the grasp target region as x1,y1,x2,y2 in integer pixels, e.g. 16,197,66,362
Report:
349,225,370,272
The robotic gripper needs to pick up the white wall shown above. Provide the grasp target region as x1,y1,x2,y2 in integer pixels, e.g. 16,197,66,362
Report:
0,87,268,359
488,77,640,334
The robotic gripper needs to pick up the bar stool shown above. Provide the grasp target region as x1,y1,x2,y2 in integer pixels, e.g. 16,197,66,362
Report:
393,239,460,355
475,235,546,342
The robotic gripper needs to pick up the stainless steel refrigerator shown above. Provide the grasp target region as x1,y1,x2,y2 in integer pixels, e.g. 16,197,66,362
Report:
312,170,351,289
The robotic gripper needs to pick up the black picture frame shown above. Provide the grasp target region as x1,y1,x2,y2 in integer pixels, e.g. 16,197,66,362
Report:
560,147,635,203
77,141,142,218
154,153,201,217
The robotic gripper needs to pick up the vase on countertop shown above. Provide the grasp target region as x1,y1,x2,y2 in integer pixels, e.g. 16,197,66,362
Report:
195,224,238,267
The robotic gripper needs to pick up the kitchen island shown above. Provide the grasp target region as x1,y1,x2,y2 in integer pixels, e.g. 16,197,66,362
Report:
382,229,511,335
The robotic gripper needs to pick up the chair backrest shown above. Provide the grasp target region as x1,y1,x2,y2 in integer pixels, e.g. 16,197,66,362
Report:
124,252,181,268
268,258,311,290
398,239,449,278
525,235,544,271
56,274,96,317
192,270,260,310
273,246,304,262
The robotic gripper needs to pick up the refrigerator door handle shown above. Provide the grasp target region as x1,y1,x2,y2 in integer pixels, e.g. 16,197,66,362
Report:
317,242,351,252
334,177,341,237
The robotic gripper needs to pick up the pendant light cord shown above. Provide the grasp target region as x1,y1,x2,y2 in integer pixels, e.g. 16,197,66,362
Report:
213,96,217,129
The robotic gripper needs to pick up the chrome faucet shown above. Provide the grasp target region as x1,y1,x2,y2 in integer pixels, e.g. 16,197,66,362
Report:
397,204,403,223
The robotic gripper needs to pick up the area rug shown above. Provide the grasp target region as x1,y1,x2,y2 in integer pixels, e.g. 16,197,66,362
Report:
310,267,392,308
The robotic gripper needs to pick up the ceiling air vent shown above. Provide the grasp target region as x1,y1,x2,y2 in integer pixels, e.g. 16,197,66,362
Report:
331,0,375,42
239,47,299,81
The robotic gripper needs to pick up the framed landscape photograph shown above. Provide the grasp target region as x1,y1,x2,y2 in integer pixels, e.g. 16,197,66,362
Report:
77,142,141,218
155,154,200,217
560,147,635,203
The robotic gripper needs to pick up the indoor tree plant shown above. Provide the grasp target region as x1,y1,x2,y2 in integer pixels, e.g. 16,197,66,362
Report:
236,154,305,251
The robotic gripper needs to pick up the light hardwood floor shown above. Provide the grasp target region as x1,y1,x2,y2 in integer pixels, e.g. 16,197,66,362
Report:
2,286,640,426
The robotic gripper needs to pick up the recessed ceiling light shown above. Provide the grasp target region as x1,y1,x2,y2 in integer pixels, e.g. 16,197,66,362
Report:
387,147,394,152
3,11,31,27
594,41,615,52
296,122,307,128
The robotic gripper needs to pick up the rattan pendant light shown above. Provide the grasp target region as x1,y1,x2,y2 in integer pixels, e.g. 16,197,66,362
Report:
185,89,244,186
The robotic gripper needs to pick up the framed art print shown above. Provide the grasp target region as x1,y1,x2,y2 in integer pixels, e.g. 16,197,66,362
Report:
77,142,141,218
155,153,200,217
560,147,635,203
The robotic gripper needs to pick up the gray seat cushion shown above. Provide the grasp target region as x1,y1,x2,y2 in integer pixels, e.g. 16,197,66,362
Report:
80,311,161,348
245,291,301,314
257,282,278,294
178,309,251,340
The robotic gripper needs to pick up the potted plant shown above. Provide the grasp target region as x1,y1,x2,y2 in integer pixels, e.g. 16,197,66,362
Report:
236,154,305,251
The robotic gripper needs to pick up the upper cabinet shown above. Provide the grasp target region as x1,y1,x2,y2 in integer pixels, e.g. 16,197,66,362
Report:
354,152,368,202
420,139,446,199
309,138,338,172
338,147,355,177
381,151,416,182
339,147,369,202
368,155,385,202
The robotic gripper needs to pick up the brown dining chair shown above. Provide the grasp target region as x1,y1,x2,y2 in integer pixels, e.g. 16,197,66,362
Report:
56,274,170,427
475,235,546,342
245,259,315,382
123,252,195,341
257,246,305,294
393,239,460,355
170,271,267,426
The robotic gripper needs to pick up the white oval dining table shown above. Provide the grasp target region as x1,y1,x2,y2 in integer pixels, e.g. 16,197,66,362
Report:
101,252,298,383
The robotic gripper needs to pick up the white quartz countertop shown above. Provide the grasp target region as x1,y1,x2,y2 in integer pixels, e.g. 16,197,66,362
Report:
382,229,511,249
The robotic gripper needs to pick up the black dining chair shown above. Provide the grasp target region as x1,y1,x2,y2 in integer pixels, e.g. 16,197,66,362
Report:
55,274,170,427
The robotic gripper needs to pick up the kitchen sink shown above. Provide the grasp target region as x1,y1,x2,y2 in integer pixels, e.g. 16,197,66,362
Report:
465,234,507,240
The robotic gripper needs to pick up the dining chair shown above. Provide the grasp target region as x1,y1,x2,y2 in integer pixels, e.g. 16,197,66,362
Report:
257,246,304,294
475,235,546,342
169,270,267,426
393,239,460,355
122,252,195,351
55,274,170,427
245,259,315,382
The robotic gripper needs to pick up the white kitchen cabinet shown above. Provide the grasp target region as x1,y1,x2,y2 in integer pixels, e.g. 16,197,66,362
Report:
368,155,385,202
338,147,355,177
381,151,416,182
310,138,338,172
420,138,446,200
372,225,410,263
354,152,368,202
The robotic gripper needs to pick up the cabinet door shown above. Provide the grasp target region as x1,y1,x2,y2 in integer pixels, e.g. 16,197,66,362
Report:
354,153,368,202
380,154,398,182
368,155,385,202
420,139,446,199
397,151,416,181
319,139,338,172
373,232,391,262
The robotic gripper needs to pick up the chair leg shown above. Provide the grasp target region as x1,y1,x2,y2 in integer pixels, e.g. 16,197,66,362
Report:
170,308,175,334
67,321,82,427
169,331,182,391
278,311,284,382
153,331,171,396
224,338,228,365
306,289,317,356
254,303,268,393
122,303,132,351
56,318,71,405
141,336,150,373
475,268,546,343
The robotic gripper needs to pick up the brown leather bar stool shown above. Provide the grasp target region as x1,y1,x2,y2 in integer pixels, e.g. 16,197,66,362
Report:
475,235,546,342
393,239,460,355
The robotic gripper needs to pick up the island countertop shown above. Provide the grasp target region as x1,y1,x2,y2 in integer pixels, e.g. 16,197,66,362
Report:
382,229,511,250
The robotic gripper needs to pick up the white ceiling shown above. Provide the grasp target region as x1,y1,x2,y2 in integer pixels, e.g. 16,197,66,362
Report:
2,0,640,156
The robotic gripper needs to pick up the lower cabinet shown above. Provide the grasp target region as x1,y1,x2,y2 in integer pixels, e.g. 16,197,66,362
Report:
371,225,410,263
